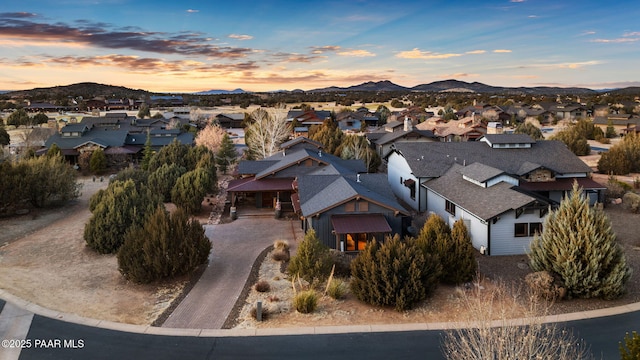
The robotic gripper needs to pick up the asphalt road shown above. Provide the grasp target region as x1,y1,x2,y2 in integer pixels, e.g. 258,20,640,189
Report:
16,310,640,360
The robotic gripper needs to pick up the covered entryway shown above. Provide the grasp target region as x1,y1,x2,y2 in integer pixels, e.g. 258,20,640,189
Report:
227,177,294,210
331,213,392,253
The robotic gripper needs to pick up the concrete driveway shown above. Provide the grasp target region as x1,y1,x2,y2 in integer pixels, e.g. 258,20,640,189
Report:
162,213,302,329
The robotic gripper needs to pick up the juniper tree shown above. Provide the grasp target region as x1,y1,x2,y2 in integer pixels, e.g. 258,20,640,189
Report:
84,179,161,254
529,182,631,300
414,213,476,284
117,207,211,284
287,229,333,284
171,167,212,214
216,133,238,174
89,148,107,174
350,235,440,311
148,163,186,202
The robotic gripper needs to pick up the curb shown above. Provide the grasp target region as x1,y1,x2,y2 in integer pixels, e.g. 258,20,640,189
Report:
2,288,640,337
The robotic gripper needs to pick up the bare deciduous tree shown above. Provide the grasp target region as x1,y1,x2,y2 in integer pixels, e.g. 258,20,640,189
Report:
195,123,226,153
441,282,593,360
245,106,290,159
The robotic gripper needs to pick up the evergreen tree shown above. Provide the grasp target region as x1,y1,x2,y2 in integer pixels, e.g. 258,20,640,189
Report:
287,229,333,284
350,235,440,311
46,143,62,158
529,182,631,300
147,139,190,172
514,122,544,140
216,133,238,174
0,124,10,148
117,206,211,284
84,179,161,254
415,213,473,284
171,167,212,214
89,148,107,174
148,163,186,202
141,131,153,171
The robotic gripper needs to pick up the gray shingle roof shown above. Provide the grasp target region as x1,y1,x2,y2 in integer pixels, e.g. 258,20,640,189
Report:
425,164,539,220
374,129,437,145
459,162,504,183
483,134,535,144
392,139,591,179
297,173,408,217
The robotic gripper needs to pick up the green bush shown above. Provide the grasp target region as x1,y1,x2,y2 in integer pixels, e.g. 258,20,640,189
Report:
287,229,334,284
529,182,631,299
117,207,211,284
350,235,440,311
84,179,161,254
148,163,186,202
171,167,213,214
326,278,347,300
619,331,640,360
89,148,107,175
415,214,475,285
293,290,318,313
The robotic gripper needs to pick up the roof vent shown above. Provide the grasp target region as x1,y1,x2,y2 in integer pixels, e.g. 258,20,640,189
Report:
318,150,322,157
357,174,361,182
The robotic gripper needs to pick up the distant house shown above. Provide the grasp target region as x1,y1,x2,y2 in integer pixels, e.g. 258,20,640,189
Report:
386,134,605,255
41,114,194,165
368,117,438,157
215,113,245,129
416,116,486,141
593,114,640,136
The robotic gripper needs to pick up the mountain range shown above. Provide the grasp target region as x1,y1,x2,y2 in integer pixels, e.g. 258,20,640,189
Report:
3,80,637,98
307,79,601,95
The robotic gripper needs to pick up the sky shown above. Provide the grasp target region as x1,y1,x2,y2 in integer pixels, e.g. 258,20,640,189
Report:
0,0,639,93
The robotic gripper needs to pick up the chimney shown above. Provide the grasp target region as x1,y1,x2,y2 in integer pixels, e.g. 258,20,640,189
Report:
404,116,412,131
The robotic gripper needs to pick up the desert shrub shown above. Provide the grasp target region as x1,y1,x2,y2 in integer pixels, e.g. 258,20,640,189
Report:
255,280,271,292
622,192,640,213
287,229,333,284
117,207,211,284
293,290,318,313
350,235,440,311
598,132,640,175
529,182,631,300
619,331,640,360
606,176,632,199
109,166,149,187
328,250,353,278
525,271,567,301
271,249,290,262
147,139,191,172
85,179,161,254
415,214,474,285
326,278,347,300
273,239,290,251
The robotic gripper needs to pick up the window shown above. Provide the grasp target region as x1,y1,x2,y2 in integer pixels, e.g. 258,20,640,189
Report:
529,222,543,236
345,202,355,212
346,233,368,251
409,184,416,200
514,223,528,237
445,200,456,215
400,176,403,184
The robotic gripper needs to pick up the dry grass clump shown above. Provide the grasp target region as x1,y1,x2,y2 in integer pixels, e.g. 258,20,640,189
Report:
326,278,347,300
255,279,271,293
293,290,318,314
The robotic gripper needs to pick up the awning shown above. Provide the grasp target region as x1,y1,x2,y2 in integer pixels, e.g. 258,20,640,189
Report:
227,177,294,192
403,178,415,187
331,214,392,234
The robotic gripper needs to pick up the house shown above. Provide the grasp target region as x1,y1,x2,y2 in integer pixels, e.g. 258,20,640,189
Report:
593,114,640,136
386,134,605,255
215,113,245,129
41,114,194,165
294,172,410,252
229,139,365,211
229,137,409,252
416,116,487,141
368,117,438,157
